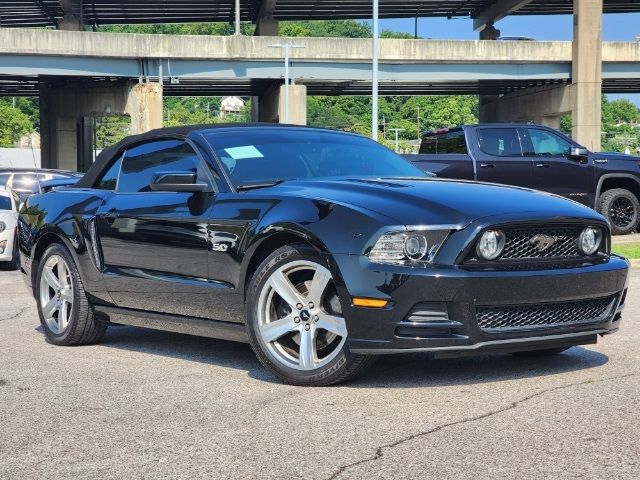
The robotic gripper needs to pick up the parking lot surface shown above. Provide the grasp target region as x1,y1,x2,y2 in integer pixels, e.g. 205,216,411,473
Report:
1,269,639,479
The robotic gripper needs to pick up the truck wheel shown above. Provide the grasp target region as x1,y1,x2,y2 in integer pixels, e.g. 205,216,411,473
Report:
36,243,107,346
599,188,640,235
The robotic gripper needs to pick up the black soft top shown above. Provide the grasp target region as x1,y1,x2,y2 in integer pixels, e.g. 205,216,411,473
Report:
75,123,312,189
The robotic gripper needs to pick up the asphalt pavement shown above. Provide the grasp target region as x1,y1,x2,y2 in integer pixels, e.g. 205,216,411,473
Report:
1,268,638,479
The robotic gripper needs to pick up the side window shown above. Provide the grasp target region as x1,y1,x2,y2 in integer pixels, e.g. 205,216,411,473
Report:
0,174,9,187
95,154,123,190
419,136,437,154
438,131,468,154
525,128,572,156
117,139,213,193
477,128,523,157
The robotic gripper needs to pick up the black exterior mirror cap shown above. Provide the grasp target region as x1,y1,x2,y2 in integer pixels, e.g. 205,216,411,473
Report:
149,171,210,192
569,147,589,158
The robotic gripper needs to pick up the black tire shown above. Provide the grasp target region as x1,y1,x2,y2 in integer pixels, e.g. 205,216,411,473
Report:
246,243,376,386
598,188,640,235
35,243,107,346
509,347,571,357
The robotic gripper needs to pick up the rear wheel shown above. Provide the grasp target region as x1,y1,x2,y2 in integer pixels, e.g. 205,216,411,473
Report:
509,347,571,357
599,188,640,235
246,244,375,386
36,243,106,345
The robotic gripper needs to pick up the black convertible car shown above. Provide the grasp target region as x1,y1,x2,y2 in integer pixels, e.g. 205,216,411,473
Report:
19,125,629,385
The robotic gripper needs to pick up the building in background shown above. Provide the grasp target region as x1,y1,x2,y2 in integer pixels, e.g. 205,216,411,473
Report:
219,96,245,119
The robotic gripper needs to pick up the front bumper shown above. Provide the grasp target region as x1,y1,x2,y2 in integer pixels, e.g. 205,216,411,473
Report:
0,228,15,262
334,254,629,354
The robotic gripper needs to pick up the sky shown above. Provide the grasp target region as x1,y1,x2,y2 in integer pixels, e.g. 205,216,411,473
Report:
380,12,640,105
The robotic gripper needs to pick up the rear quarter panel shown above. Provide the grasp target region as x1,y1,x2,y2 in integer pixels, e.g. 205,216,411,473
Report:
19,188,112,302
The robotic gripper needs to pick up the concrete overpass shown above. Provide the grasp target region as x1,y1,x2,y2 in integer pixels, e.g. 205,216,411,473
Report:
0,0,634,168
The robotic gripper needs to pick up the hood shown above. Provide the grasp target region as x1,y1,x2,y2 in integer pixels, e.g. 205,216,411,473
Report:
269,178,603,226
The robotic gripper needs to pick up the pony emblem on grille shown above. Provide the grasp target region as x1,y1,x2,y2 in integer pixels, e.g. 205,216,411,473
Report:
529,234,561,252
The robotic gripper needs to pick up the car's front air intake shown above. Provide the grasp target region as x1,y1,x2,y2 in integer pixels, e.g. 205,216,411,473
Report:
475,295,618,332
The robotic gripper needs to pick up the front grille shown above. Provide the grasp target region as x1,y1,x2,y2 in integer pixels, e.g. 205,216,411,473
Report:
476,295,617,332
500,226,583,260
463,224,608,269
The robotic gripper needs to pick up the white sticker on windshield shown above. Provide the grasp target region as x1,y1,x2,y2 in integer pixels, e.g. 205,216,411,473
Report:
224,145,264,160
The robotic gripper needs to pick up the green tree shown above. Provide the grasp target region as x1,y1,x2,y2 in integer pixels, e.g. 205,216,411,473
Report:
280,20,371,38
95,116,130,149
0,102,34,147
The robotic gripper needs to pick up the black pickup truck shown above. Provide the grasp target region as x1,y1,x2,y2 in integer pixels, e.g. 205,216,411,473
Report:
403,124,640,234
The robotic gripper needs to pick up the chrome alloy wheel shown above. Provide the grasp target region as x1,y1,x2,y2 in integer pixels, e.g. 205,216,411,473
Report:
39,254,74,334
257,260,348,371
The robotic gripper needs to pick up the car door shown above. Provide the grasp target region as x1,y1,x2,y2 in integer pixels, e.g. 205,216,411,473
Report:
520,127,594,206
95,138,222,318
474,127,537,188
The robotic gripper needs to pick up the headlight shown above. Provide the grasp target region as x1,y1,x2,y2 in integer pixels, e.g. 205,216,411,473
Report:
369,229,450,265
476,229,506,261
0,221,5,233
578,227,602,255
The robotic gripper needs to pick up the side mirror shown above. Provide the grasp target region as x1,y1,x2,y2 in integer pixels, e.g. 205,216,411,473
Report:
149,171,209,193
568,147,589,160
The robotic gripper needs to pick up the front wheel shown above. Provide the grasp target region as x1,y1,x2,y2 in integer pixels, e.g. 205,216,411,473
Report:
599,188,640,235
36,243,106,345
246,244,375,386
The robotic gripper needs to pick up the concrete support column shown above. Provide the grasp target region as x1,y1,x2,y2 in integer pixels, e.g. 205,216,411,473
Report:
282,84,307,125
478,24,501,123
125,83,164,134
58,0,83,31
252,85,307,125
39,82,163,170
255,0,279,36
572,0,603,151
255,84,306,124
255,18,279,36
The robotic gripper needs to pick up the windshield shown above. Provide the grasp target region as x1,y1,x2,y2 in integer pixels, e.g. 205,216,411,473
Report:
204,128,427,187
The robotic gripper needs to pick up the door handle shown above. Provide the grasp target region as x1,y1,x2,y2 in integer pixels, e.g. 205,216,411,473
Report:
535,163,550,169
479,163,495,169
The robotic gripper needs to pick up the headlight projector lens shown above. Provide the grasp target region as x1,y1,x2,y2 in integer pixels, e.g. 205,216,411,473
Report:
477,229,506,261
404,234,428,260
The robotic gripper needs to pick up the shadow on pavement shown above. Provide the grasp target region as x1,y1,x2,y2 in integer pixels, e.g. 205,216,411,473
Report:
46,324,610,388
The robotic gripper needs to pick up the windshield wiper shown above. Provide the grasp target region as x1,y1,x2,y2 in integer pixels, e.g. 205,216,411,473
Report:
236,179,289,191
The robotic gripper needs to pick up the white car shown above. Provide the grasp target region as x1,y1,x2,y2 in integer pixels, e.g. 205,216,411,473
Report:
0,187,20,270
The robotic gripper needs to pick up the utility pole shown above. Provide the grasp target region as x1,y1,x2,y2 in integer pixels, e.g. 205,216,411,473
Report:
269,43,305,123
372,0,379,141
389,128,405,153
234,0,241,35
